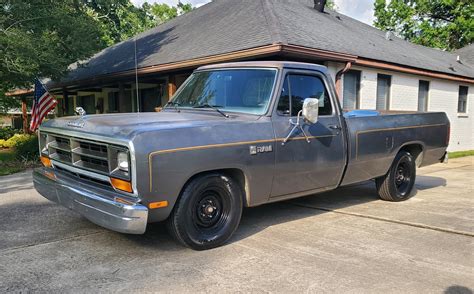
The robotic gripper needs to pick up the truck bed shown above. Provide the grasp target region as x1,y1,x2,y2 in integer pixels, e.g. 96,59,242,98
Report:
341,111,449,186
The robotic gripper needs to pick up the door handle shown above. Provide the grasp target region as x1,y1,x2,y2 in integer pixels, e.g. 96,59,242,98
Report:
329,125,342,130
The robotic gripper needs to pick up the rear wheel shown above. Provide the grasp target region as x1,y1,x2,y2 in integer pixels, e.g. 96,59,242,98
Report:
376,151,416,201
166,173,243,250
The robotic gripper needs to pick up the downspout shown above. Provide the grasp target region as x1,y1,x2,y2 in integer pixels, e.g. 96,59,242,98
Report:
335,61,352,100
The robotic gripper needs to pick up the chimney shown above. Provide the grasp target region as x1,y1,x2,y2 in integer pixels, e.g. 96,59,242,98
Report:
314,0,326,12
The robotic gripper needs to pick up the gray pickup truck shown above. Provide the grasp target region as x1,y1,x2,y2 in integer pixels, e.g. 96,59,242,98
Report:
33,61,449,250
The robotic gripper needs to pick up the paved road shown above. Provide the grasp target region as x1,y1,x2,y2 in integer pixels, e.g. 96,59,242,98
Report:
0,157,473,293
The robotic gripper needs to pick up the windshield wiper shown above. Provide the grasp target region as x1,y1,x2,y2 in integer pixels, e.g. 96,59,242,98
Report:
193,104,229,118
164,101,181,112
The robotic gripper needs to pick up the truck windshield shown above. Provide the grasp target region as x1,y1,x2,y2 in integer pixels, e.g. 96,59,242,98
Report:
171,69,277,115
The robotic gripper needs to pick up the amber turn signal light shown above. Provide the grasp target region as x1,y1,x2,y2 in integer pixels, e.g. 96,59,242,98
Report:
148,201,168,209
40,156,52,167
110,177,133,193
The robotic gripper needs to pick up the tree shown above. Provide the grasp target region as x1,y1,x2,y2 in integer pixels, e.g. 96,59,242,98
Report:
374,0,474,51
86,1,193,46
0,0,193,113
0,0,104,112
85,0,154,46
325,0,337,10
144,2,192,26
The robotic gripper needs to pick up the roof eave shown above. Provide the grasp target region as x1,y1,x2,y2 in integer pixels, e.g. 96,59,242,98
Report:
49,44,473,90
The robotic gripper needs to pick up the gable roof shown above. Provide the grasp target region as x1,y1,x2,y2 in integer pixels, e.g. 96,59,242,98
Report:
455,44,474,66
55,0,474,87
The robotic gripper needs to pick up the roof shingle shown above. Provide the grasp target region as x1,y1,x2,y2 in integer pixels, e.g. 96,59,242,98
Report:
57,0,474,86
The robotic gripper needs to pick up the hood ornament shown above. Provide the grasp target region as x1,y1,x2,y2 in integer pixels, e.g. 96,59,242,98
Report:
67,107,86,128
75,107,86,117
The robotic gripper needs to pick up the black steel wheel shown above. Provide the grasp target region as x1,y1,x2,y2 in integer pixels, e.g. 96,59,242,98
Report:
376,151,416,201
167,173,243,250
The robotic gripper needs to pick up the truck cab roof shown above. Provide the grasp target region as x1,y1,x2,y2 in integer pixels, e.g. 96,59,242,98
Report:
197,61,330,75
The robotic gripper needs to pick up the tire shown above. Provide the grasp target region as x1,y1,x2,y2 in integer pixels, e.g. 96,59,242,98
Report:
376,151,416,202
166,173,243,250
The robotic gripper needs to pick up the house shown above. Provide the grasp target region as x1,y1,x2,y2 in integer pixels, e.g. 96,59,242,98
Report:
21,0,474,150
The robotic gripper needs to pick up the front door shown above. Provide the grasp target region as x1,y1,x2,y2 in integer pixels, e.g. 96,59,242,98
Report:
270,70,346,197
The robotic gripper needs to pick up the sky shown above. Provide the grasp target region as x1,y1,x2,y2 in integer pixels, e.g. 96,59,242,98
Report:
130,0,376,26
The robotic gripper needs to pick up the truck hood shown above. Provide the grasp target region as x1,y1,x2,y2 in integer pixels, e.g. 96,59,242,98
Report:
40,111,255,139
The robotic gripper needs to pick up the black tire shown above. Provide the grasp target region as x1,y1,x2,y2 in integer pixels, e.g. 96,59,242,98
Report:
166,173,243,250
376,151,416,202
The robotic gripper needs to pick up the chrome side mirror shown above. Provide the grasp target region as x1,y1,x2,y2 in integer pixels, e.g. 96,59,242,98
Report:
302,98,319,124
282,98,319,145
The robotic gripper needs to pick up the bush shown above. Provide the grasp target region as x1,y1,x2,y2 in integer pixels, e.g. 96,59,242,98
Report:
13,135,39,161
0,127,18,140
0,133,33,148
0,134,39,161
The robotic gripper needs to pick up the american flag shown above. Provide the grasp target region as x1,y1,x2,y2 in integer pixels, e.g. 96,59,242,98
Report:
30,79,57,132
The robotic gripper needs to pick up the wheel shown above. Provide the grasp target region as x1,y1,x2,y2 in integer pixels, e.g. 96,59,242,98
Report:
166,173,243,250
376,151,416,201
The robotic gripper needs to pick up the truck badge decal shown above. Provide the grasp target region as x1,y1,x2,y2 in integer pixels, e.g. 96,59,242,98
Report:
249,145,273,155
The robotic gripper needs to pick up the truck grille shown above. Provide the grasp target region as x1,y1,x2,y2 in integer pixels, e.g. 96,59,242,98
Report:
40,132,130,182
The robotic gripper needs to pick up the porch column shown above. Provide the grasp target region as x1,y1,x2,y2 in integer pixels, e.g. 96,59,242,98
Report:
62,88,68,116
118,83,125,112
168,75,177,100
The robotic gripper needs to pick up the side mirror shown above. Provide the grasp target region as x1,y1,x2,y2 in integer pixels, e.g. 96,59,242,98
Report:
302,98,319,124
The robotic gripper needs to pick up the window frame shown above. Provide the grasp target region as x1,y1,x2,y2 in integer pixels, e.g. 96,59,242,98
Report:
107,91,119,113
273,70,336,118
376,74,392,110
458,85,469,114
418,80,430,112
342,70,361,110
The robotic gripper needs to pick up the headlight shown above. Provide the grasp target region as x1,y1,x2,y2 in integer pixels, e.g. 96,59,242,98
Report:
117,152,129,172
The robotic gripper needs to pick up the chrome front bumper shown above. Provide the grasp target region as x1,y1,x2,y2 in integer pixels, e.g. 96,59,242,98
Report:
33,168,148,234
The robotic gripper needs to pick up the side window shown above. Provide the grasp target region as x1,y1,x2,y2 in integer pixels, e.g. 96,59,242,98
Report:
277,74,332,116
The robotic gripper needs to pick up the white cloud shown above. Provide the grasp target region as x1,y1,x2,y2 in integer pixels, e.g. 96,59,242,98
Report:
334,0,375,25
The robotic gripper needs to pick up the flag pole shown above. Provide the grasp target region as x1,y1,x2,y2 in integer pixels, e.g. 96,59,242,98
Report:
134,36,140,113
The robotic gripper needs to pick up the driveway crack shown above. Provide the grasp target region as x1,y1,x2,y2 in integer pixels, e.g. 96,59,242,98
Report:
0,231,106,254
290,203,474,238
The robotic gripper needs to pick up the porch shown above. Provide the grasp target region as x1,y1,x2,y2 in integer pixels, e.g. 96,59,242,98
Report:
52,72,191,116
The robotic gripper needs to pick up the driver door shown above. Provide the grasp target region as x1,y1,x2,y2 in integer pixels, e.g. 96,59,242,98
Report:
270,70,345,198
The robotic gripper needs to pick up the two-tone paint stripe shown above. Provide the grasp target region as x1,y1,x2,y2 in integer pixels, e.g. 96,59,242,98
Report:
148,134,337,191
354,123,448,160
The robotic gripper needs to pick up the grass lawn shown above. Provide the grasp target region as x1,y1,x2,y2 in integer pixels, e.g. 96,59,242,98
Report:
0,149,39,176
448,150,474,159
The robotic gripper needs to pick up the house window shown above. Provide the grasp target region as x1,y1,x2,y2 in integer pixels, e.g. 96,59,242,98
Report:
108,92,119,112
277,74,332,116
458,86,468,113
376,74,391,110
343,70,361,110
76,95,96,114
418,80,430,112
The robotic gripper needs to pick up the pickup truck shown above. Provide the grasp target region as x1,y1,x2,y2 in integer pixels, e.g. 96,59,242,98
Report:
33,61,450,250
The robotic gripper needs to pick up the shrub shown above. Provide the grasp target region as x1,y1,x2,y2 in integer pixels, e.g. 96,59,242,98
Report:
0,127,18,140
13,135,39,161
0,133,33,148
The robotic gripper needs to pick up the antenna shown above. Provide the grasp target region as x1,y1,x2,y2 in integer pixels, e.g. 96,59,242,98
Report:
134,36,140,112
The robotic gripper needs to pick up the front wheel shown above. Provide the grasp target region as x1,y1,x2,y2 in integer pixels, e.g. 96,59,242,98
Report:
376,151,416,201
166,173,243,250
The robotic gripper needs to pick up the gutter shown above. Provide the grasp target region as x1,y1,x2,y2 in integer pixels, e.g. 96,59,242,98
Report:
47,44,358,91
355,58,474,84
43,44,474,92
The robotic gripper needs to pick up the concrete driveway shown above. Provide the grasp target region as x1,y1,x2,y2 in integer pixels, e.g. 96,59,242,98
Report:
0,157,473,293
